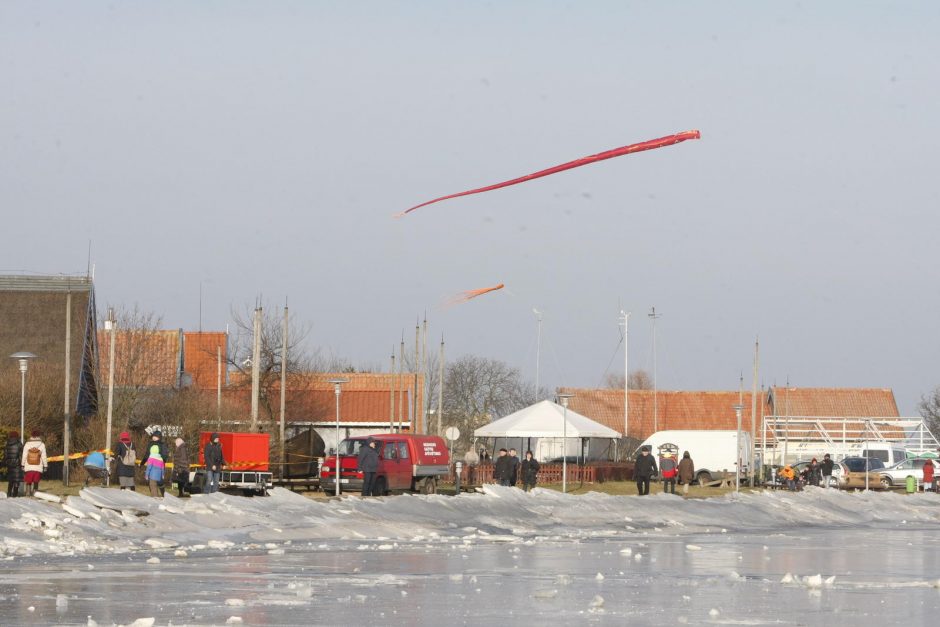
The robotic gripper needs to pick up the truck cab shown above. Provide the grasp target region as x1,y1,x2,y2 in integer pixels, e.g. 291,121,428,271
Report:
320,433,450,495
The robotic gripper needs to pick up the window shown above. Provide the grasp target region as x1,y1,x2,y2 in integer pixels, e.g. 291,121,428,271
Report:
387,444,398,460
863,449,889,463
338,439,363,456
399,442,409,460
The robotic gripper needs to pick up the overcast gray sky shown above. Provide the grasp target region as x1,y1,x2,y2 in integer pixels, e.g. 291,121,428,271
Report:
2,2,938,414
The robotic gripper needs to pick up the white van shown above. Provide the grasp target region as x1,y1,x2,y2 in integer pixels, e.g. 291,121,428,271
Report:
859,444,909,468
636,430,752,485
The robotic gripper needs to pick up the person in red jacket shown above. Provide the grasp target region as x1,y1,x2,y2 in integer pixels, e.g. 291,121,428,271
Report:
923,459,935,492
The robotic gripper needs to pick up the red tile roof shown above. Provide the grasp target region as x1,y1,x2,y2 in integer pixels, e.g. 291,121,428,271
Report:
98,329,181,388
183,332,227,390
559,388,771,441
221,372,425,428
557,386,899,442
767,387,898,418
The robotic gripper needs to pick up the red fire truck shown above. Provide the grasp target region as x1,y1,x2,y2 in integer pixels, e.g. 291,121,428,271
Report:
320,433,449,495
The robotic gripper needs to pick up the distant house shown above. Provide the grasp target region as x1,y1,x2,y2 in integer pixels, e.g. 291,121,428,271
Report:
557,386,900,443
98,329,228,391
0,274,99,417
222,372,425,451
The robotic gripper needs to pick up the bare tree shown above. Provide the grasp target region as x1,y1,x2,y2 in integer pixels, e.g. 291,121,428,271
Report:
919,386,940,439
100,304,165,429
441,355,533,454
605,369,653,390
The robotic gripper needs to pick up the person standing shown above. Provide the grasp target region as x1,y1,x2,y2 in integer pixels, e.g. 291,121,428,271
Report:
114,431,137,491
634,447,657,496
173,437,191,497
805,458,821,487
508,448,520,487
357,438,379,496
20,430,47,497
494,448,512,486
521,450,540,492
923,458,935,493
820,453,834,488
139,430,168,497
677,451,695,496
659,451,678,494
204,432,225,494
5,431,23,497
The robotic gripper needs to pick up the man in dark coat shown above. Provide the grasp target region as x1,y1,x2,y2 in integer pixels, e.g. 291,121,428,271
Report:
508,448,520,487
5,431,24,497
521,450,540,492
820,453,834,488
204,433,225,494
677,451,695,496
173,437,191,497
357,438,380,496
634,447,657,496
494,448,512,486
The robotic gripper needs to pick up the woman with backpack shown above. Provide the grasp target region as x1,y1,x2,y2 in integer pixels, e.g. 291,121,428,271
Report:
5,431,24,497
20,430,47,496
114,431,137,491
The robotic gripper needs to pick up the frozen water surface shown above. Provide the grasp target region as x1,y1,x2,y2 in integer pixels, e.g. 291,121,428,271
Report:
1,487,939,625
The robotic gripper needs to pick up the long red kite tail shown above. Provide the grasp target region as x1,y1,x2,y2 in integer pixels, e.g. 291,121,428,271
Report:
445,283,505,307
397,130,700,217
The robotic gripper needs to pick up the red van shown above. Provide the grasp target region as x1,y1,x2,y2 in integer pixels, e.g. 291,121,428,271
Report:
320,433,449,495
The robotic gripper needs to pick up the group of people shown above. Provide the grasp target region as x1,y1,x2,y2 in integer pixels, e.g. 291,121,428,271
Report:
493,448,541,491
4,430,48,497
634,447,696,496
4,429,227,498
777,455,836,491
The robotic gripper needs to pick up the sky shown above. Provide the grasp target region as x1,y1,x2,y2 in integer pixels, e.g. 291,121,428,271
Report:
2,2,939,414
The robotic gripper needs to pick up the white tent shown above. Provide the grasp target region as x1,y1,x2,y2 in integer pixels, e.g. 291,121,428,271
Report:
474,400,621,461
475,400,621,438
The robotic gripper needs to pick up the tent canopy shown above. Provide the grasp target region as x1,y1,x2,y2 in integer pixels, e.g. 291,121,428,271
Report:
473,400,622,439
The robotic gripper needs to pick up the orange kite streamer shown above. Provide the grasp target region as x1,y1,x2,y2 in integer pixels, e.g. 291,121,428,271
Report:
448,283,505,305
397,130,700,216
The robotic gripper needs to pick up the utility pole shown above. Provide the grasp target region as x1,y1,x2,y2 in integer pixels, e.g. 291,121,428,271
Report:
279,305,288,481
422,314,428,435
398,334,404,432
437,335,445,436
783,376,790,464
414,319,420,433
63,290,72,487
750,337,759,486
648,306,661,432
390,349,396,430
620,310,630,440
105,307,116,486
250,306,262,431
533,309,542,402
217,344,222,429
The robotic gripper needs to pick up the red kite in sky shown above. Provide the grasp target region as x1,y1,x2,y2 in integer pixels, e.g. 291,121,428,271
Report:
397,130,700,217
447,283,505,306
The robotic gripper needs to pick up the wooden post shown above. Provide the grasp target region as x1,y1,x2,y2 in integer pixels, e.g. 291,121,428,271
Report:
63,290,72,487
279,306,288,480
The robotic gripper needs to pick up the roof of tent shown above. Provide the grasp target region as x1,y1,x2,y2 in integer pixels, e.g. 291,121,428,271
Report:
474,400,622,439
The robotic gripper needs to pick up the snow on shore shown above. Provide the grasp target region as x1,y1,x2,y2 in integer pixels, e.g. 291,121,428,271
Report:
1,486,937,559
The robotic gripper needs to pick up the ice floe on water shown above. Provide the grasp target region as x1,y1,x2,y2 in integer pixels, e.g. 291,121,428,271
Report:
1,485,939,559
1,486,940,624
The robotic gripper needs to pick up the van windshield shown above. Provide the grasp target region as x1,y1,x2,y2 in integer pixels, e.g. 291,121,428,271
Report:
338,439,364,456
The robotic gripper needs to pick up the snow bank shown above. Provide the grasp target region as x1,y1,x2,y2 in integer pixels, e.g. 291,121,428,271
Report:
1,486,937,559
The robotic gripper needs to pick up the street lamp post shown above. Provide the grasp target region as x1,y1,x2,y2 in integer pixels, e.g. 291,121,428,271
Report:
10,352,37,443
105,309,117,486
328,378,349,497
557,393,574,494
733,404,745,494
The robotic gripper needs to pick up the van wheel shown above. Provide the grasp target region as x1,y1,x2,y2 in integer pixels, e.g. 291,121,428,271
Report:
880,476,892,488
420,477,437,495
373,477,388,497
695,471,712,486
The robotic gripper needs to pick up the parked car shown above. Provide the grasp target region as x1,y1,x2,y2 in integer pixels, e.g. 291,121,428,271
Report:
878,457,936,489
837,457,886,490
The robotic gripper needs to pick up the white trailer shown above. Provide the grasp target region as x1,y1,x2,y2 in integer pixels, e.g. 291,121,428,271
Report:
636,430,752,484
